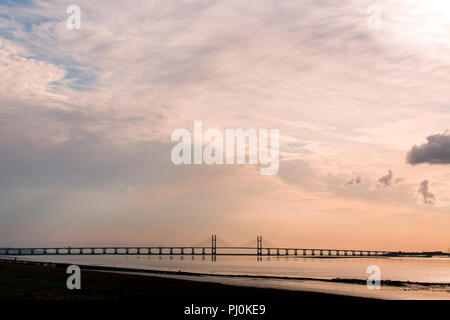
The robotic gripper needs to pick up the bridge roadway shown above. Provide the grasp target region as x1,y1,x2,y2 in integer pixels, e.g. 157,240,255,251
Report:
0,246,391,257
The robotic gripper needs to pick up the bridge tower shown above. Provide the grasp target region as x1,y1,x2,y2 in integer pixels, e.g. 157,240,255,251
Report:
257,235,263,256
211,234,217,255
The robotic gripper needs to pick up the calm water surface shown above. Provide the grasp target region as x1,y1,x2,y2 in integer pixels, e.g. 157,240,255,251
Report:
17,254,450,282
14,255,450,299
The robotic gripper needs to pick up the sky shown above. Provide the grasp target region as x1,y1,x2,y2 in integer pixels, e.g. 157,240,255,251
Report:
0,0,449,251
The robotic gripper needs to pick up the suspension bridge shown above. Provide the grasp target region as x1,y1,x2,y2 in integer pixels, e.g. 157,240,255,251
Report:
0,235,397,257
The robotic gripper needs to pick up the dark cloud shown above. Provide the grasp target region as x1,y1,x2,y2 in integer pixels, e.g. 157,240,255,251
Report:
418,180,436,205
377,170,393,187
407,133,450,165
344,176,361,186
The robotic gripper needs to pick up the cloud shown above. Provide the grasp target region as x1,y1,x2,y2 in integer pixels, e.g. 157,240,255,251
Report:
395,177,405,184
0,39,67,102
377,170,393,188
407,133,450,165
417,180,436,205
344,176,361,186
277,159,320,190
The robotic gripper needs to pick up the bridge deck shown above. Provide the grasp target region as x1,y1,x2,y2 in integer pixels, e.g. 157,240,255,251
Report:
0,246,392,257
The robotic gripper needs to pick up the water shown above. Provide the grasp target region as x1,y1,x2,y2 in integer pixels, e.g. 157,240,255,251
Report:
11,255,450,299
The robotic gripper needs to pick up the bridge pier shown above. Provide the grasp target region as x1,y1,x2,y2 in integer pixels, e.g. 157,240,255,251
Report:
276,249,280,255
294,249,297,255
191,248,195,255
267,248,271,256
170,248,173,255
202,248,205,255
303,250,306,255
320,250,323,256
